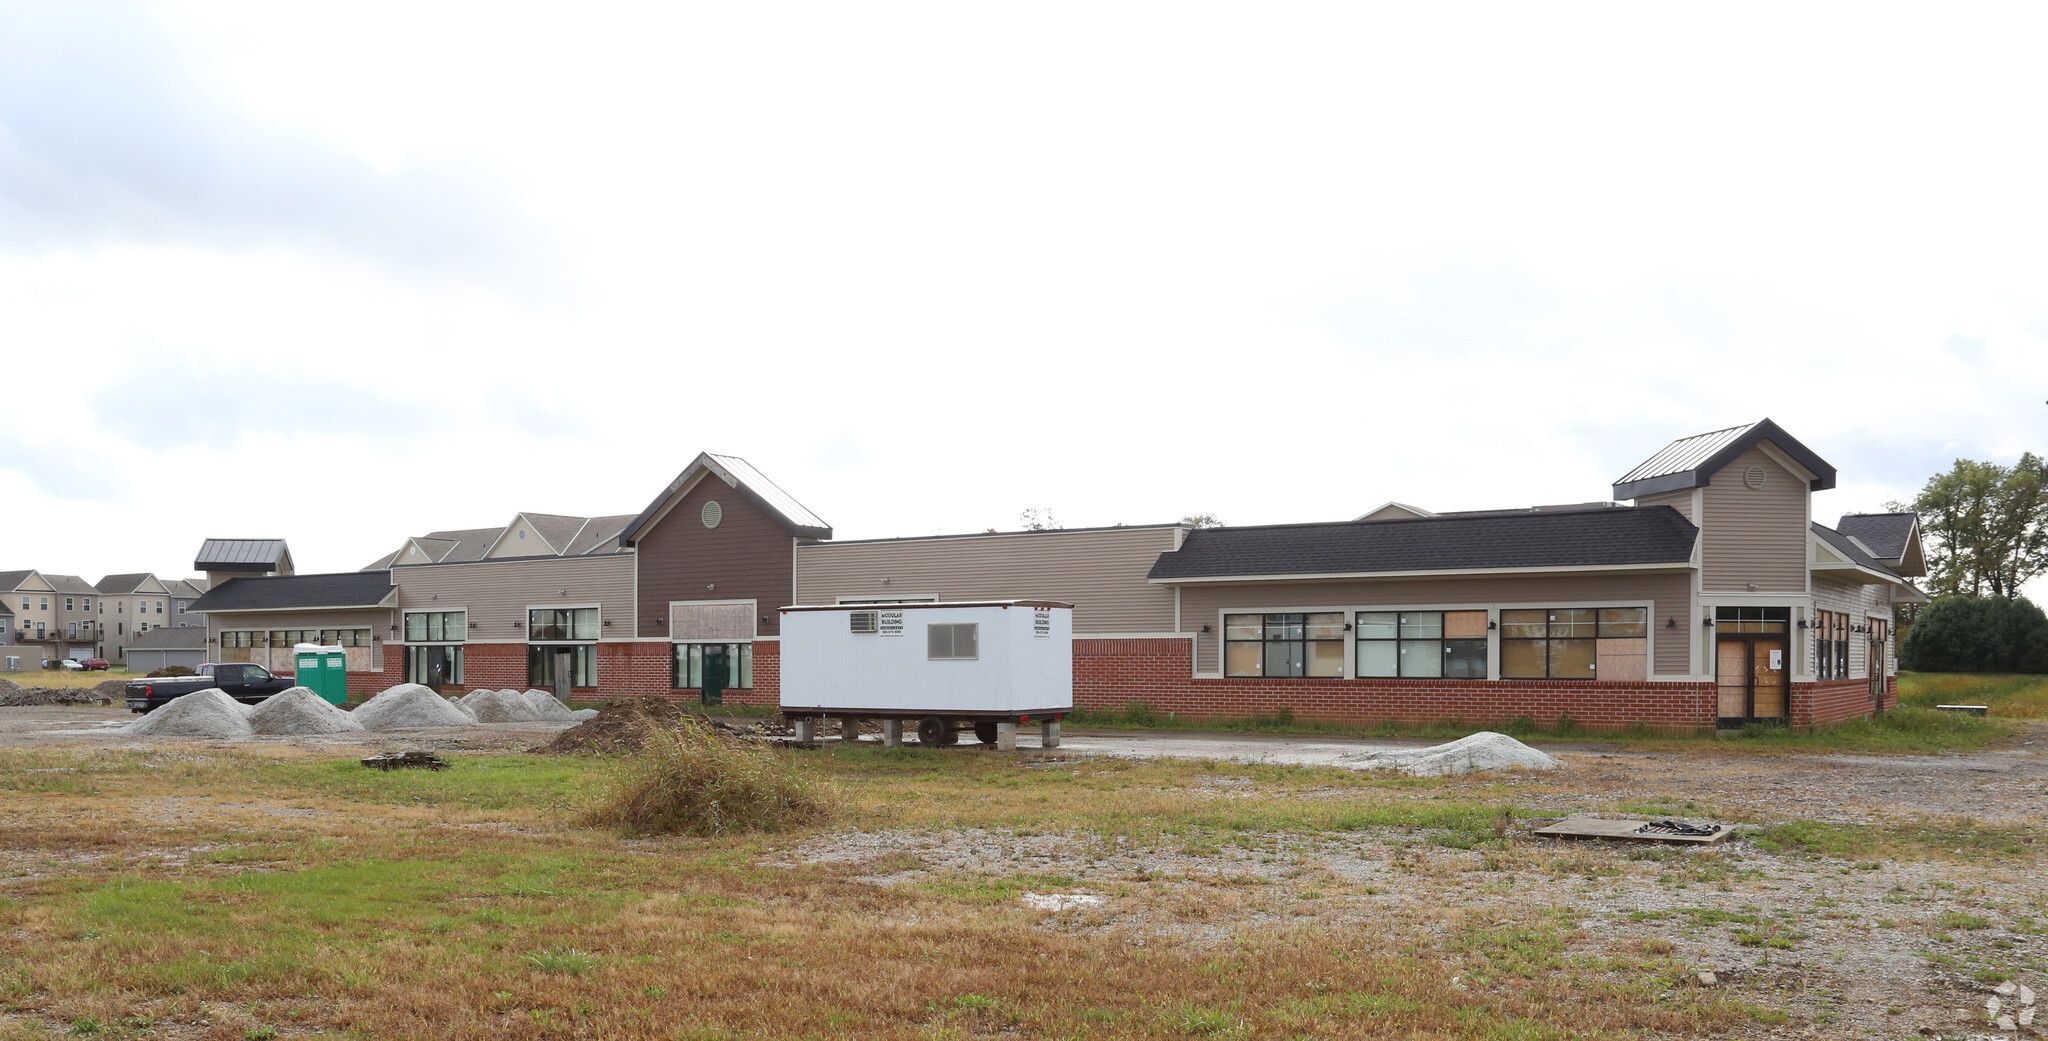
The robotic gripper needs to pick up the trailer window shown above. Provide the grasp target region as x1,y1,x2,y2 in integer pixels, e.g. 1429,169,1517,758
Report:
928,622,978,660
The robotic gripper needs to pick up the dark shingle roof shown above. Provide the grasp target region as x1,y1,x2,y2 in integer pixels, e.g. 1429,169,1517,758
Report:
126,626,207,650
1149,507,1700,581
1811,523,1901,579
0,571,35,591
190,572,395,613
1835,513,1917,562
41,574,98,595
1613,419,1836,499
194,539,290,571
96,573,156,594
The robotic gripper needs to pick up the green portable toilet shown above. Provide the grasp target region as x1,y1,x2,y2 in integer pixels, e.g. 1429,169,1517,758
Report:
293,643,350,705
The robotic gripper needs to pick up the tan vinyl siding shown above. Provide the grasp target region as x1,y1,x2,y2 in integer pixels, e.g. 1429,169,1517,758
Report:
1177,571,1693,676
797,527,1180,635
1700,446,1809,593
1811,574,1895,679
396,554,636,639
1634,489,1696,523
206,607,394,671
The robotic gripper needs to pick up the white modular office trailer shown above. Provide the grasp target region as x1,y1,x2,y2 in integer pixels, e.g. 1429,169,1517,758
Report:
778,600,1073,747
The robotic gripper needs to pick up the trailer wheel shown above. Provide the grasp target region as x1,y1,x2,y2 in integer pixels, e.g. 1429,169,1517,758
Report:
917,715,948,747
974,722,998,745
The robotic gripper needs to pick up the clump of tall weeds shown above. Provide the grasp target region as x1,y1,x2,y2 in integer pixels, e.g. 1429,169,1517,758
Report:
575,718,830,836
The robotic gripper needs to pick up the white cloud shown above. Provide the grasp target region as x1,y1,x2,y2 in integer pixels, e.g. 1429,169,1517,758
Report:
1,1,2044,602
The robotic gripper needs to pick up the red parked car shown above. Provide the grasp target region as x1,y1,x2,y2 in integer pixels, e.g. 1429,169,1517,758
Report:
80,659,110,671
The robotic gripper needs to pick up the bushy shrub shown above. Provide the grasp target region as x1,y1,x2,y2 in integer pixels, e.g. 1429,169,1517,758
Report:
147,665,197,677
575,718,830,836
1900,596,2048,674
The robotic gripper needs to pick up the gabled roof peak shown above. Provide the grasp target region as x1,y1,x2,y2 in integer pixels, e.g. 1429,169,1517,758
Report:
1614,419,1836,500
619,452,831,544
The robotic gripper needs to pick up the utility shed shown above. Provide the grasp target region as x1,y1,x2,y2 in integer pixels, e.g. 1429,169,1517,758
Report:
779,601,1074,718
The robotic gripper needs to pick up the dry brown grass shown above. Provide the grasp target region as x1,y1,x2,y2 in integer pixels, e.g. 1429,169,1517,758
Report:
1,669,125,689
0,739,2034,1039
575,719,831,836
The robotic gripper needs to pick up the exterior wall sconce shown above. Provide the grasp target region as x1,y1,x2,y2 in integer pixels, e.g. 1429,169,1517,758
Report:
1341,622,1353,632
1200,624,1212,633
1702,618,1715,628
705,583,716,591
559,590,569,597
656,617,666,626
1666,617,1677,629
468,621,479,630
513,621,525,630
1489,620,1500,630
1746,582,1760,591
602,619,613,627
759,615,770,624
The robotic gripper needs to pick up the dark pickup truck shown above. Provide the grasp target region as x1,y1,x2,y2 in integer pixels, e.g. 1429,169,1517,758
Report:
125,663,294,713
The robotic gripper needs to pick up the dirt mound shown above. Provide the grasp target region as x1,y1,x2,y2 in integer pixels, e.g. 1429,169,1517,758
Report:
0,675,19,692
1349,731,1558,777
462,688,545,723
352,683,476,730
121,688,255,740
248,687,365,735
94,679,130,700
0,685,100,707
534,699,702,754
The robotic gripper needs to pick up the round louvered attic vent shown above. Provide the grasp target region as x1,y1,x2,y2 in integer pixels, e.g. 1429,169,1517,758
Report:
702,500,723,529
1744,465,1767,490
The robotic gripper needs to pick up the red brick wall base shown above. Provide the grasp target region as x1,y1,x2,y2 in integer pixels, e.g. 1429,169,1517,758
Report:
343,640,782,705
336,637,1896,734
1072,638,1901,735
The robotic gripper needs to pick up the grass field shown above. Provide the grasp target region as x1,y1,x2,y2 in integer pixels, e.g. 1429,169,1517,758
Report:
0,707,2040,1040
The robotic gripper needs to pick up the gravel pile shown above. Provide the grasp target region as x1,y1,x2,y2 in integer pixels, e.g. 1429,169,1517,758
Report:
519,689,597,722
459,688,545,723
121,688,255,740
1347,731,1558,777
0,675,19,692
0,686,101,707
248,686,365,735
352,683,477,730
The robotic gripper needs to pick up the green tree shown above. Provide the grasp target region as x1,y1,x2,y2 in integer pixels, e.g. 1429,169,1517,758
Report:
1907,453,2048,597
1898,595,2048,673
1180,513,1224,528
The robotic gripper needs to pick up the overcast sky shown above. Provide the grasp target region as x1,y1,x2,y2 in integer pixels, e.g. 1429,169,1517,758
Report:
2,2,2045,596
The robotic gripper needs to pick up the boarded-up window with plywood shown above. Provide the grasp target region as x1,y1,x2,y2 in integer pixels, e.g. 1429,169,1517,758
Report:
672,602,755,641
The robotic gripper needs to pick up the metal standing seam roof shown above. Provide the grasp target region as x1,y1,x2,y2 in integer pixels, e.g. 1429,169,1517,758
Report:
1611,419,1837,500
194,539,290,571
1148,506,1701,581
707,454,832,535
188,572,397,613
1834,513,1918,562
